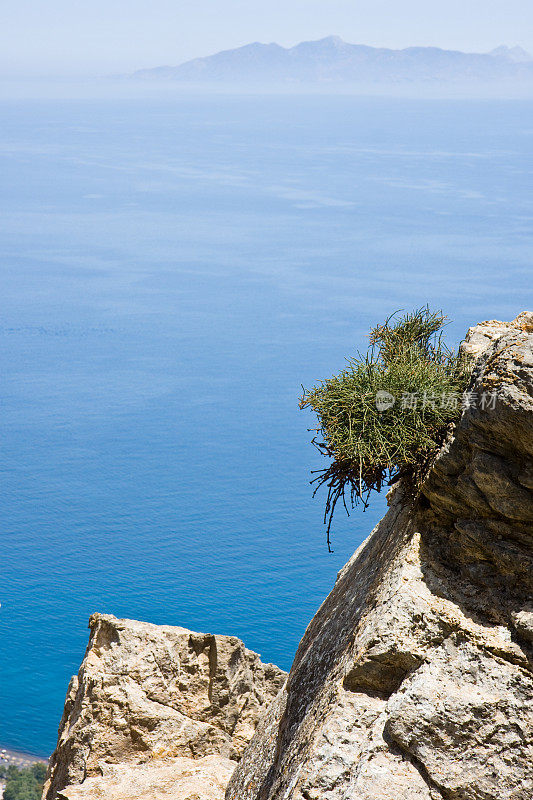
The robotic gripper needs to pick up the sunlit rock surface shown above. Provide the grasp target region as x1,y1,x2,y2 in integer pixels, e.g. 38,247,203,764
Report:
57,756,234,800
43,614,286,799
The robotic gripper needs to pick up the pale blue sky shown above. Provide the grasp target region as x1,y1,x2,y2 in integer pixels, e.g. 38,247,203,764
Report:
2,0,533,77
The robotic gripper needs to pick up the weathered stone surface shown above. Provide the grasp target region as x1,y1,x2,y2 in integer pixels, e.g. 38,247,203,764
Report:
386,639,533,800
57,756,234,800
227,313,533,800
43,614,286,800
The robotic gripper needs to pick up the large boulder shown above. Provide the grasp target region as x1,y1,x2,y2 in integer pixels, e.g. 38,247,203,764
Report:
227,313,533,800
43,614,286,799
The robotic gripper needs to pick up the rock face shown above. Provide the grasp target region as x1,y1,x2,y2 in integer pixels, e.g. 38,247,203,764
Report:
43,614,286,800
227,313,533,800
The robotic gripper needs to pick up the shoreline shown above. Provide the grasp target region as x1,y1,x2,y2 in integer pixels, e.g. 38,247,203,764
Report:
0,745,48,768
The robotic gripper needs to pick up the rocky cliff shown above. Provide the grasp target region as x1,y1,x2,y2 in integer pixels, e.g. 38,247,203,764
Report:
44,313,533,800
227,312,533,800
43,614,286,800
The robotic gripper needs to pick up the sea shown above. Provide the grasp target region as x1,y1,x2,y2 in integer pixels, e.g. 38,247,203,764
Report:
1,86,532,758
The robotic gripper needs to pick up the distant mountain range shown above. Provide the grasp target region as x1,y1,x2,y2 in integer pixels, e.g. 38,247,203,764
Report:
132,37,533,86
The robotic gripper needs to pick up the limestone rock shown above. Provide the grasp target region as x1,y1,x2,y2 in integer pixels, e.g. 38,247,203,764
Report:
227,313,533,800
43,615,286,799
56,756,234,800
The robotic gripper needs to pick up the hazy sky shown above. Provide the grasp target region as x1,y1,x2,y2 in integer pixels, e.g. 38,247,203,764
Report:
2,0,533,77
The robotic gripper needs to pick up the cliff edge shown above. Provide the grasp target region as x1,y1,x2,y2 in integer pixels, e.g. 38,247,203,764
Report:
227,312,533,800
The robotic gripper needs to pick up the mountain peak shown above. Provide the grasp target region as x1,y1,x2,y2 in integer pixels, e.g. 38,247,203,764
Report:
294,35,348,49
490,45,533,63
317,35,346,45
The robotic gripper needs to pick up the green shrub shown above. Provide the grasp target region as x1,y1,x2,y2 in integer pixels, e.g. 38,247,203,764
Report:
300,308,471,549
2,763,46,800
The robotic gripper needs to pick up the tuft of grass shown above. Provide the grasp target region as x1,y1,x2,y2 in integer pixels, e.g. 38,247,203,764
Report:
300,308,471,550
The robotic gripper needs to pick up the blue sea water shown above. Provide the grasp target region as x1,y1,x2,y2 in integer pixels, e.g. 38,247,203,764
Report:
1,91,532,758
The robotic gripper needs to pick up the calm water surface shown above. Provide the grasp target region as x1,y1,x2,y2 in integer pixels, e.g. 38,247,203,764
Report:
1,92,532,756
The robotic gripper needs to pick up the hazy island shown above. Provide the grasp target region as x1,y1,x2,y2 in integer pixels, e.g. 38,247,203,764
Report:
131,36,533,91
